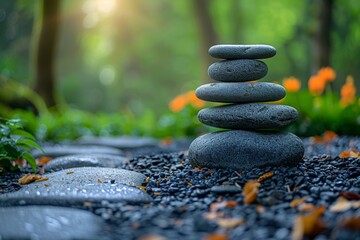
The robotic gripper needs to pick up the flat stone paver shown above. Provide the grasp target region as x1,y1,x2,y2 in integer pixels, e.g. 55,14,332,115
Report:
0,206,103,240
32,145,124,158
44,154,128,171
76,136,159,149
0,167,152,206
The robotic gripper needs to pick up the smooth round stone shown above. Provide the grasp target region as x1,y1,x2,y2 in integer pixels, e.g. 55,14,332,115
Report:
208,59,268,82
76,136,159,149
209,44,276,59
44,154,128,171
188,130,304,170
198,103,298,129
32,145,123,158
0,206,103,240
195,82,286,103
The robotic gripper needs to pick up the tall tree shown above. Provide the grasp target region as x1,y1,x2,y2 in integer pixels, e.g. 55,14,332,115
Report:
313,0,334,71
192,0,219,82
34,0,60,108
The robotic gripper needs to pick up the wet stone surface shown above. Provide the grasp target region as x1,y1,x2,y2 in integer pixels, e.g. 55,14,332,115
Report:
44,154,128,171
0,206,104,240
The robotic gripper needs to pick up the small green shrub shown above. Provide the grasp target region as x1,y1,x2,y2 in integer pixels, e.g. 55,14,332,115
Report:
0,118,42,172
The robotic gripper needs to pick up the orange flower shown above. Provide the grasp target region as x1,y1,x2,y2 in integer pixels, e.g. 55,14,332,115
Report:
169,94,187,112
317,67,336,82
168,90,205,112
308,75,326,96
341,75,356,106
283,77,301,92
186,90,205,108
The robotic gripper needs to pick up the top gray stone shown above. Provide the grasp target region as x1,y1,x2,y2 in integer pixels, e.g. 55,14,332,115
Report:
209,44,276,59
0,206,103,240
32,145,124,158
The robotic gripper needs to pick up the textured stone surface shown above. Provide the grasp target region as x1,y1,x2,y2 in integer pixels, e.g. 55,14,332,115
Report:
0,206,103,240
188,130,304,170
209,44,276,59
208,59,268,82
44,154,128,171
198,103,298,129
0,167,152,206
32,145,123,158
196,82,286,103
76,136,159,149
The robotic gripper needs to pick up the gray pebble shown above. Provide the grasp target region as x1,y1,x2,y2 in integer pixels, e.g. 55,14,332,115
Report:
195,82,286,103
198,103,298,130
209,44,276,59
188,130,304,170
210,185,242,194
208,59,268,82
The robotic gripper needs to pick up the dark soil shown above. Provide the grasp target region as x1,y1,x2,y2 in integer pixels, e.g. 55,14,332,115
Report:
1,136,360,240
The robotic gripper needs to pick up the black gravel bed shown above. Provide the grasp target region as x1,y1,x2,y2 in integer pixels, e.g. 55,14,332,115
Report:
1,136,360,240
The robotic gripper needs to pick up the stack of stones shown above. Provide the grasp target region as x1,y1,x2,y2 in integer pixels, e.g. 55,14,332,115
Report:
188,44,304,170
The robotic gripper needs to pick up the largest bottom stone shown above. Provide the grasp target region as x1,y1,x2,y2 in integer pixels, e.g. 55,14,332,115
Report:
188,130,304,170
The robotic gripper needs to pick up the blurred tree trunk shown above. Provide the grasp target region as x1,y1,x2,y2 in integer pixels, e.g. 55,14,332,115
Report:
34,0,60,108
192,0,219,82
313,0,333,71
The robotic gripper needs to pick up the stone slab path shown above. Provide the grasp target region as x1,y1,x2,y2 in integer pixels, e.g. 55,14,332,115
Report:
0,206,104,240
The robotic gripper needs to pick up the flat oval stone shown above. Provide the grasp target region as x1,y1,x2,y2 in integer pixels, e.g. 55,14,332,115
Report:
209,44,276,59
0,206,103,240
44,154,128,171
188,130,304,170
31,145,123,158
0,167,152,206
198,103,298,129
196,82,286,103
208,59,268,82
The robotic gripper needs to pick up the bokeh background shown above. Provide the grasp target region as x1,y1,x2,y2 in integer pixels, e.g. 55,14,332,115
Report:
1,0,359,114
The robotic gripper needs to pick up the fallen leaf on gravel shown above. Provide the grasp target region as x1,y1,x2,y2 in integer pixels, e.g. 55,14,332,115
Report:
297,203,316,212
257,172,274,182
256,205,266,213
36,156,52,165
203,232,229,240
210,201,238,212
291,206,326,240
44,184,49,187
136,186,146,192
216,218,244,229
243,180,260,205
138,234,165,240
329,197,360,212
290,197,307,208
98,179,102,183
311,131,337,144
339,150,360,158
18,174,49,185
66,171,74,174
340,216,360,230
340,191,360,200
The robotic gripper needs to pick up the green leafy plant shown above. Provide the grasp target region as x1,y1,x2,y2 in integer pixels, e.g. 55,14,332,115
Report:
0,118,42,172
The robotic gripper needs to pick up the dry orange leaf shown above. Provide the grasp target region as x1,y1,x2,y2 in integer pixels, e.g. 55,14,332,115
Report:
297,203,316,212
340,216,360,230
18,174,49,185
203,232,229,240
216,218,244,229
291,206,327,240
329,197,360,212
98,178,102,184
210,201,238,212
138,235,166,240
243,180,260,205
340,191,360,200
290,197,307,208
339,150,360,158
36,156,53,165
312,131,337,144
257,172,274,182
